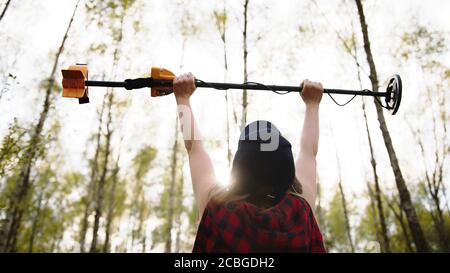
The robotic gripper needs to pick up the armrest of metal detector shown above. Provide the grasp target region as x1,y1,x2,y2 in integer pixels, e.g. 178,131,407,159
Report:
61,65,89,104
150,67,175,97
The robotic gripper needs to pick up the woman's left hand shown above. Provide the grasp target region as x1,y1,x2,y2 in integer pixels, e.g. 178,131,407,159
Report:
173,72,196,102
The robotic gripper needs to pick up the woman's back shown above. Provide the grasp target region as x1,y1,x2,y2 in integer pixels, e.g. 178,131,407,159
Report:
193,194,326,253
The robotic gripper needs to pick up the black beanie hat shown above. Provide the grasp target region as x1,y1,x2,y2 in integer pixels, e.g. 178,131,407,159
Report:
231,120,295,199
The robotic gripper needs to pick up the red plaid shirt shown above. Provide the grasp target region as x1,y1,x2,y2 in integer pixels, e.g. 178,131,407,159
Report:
193,193,326,253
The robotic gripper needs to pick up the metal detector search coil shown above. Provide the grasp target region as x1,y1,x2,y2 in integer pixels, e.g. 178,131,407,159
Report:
61,65,403,115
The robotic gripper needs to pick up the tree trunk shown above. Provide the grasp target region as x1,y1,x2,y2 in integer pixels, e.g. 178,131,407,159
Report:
89,91,113,253
0,0,12,22
174,174,184,253
103,155,120,253
354,37,390,251
315,180,326,236
0,0,80,253
331,126,354,252
142,236,146,253
387,199,415,252
129,178,143,250
80,96,106,252
128,149,153,251
338,181,354,252
414,124,449,251
89,7,127,252
175,221,182,253
366,183,382,245
362,100,391,252
165,118,179,253
135,194,147,252
315,181,322,226
50,237,57,253
27,190,44,253
54,233,64,253
398,214,414,252
222,7,233,167
430,191,449,251
216,1,232,166
354,0,429,252
241,0,249,129
442,182,450,213
428,102,449,251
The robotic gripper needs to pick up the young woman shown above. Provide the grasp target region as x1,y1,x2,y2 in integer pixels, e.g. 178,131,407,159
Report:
173,73,326,253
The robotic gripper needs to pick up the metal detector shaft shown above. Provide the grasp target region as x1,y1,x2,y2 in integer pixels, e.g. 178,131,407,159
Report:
62,65,402,114
85,79,386,97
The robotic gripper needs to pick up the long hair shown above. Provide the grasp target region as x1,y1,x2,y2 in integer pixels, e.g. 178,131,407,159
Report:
210,176,303,209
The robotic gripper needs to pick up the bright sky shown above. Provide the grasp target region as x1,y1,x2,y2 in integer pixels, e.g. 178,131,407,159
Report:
0,0,449,251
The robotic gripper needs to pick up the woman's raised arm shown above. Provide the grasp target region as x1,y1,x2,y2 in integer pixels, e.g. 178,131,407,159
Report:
173,73,218,217
295,80,323,211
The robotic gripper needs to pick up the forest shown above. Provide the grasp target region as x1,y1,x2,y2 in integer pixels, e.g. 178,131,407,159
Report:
0,0,449,253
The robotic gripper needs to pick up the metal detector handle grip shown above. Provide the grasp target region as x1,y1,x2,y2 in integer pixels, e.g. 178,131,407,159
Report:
124,78,152,90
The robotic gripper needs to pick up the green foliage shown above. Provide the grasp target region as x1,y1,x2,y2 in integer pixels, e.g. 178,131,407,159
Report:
445,69,450,80
89,43,108,55
324,187,350,252
178,3,202,39
122,145,158,252
150,134,191,252
39,77,61,95
355,197,378,248
213,9,227,37
85,0,137,25
0,119,27,179
397,25,447,70
150,169,174,249
132,146,157,181
14,163,84,252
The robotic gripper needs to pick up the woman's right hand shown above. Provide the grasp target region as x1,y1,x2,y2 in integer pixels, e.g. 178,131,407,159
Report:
300,79,323,106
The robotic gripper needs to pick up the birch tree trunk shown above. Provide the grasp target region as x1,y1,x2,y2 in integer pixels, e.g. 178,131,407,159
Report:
174,174,184,253
27,190,44,253
165,118,179,253
354,0,429,252
366,183,382,245
80,97,106,252
89,4,128,251
387,199,415,252
337,181,354,252
214,1,232,166
241,0,249,129
362,99,391,252
331,127,354,252
352,31,391,252
90,91,113,253
103,155,120,253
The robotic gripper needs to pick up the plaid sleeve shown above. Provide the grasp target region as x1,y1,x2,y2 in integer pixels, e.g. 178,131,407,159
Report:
192,205,214,252
302,199,327,253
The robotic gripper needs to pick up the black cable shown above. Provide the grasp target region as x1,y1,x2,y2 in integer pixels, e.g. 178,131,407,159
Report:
195,79,228,90
243,82,290,95
197,78,372,108
364,88,390,110
327,93,357,106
